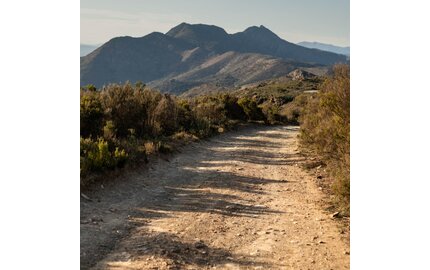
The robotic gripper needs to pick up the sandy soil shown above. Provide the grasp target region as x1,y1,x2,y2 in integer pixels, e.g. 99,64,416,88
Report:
81,125,349,269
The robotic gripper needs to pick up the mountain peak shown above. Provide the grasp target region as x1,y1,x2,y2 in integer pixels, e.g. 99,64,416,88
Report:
166,23,227,38
166,23,229,50
243,25,280,40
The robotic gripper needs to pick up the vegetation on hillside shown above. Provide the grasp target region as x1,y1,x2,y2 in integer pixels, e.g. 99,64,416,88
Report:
80,80,308,186
80,69,350,214
233,77,323,124
299,65,350,213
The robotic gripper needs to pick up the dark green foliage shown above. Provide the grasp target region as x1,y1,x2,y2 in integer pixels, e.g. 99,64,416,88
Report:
80,90,104,138
152,94,178,136
237,97,265,121
220,94,247,120
101,83,144,138
193,95,227,125
80,137,128,176
176,99,196,131
261,102,282,124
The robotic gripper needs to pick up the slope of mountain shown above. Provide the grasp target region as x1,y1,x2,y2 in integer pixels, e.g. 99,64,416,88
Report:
148,51,315,93
80,44,98,57
81,23,348,93
297,41,350,56
80,33,200,87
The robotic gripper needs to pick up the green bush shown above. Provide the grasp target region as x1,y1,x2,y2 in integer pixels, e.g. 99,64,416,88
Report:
176,99,196,131
237,97,265,121
136,88,162,137
80,137,128,177
220,94,247,120
101,83,144,138
193,96,227,126
80,91,104,138
261,102,281,124
103,120,116,140
152,94,179,136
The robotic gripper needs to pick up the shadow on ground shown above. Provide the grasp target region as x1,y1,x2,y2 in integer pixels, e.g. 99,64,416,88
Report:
81,125,300,269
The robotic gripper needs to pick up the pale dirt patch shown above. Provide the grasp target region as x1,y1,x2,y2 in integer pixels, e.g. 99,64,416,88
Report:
81,125,349,269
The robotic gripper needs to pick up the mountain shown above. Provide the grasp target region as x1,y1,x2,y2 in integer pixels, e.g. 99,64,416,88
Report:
149,51,316,93
297,41,350,56
81,23,347,93
80,44,99,57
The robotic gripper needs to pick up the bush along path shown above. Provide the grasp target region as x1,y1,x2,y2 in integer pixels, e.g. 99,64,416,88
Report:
81,125,349,269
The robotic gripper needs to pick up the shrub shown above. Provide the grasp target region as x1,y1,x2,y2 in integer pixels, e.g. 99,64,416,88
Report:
261,102,281,124
80,137,128,177
80,80,303,182
100,83,144,138
136,88,162,137
280,93,312,124
300,64,350,213
80,90,104,138
115,134,147,164
152,94,179,136
193,96,227,126
237,97,265,121
191,116,212,138
220,94,247,120
103,120,116,140
176,99,196,131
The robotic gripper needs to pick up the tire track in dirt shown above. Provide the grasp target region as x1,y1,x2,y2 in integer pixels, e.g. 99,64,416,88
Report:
81,125,349,269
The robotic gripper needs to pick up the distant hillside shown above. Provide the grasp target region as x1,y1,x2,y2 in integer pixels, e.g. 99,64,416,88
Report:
148,52,316,93
180,67,325,98
297,41,350,56
80,44,98,57
81,23,348,93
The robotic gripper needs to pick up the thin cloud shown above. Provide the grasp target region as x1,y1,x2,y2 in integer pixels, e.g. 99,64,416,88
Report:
81,9,188,44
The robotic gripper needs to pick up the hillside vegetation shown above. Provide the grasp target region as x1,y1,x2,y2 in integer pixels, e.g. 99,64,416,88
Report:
80,66,349,215
80,77,321,186
299,65,350,212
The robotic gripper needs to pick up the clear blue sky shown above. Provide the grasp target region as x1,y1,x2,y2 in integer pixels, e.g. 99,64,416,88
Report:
81,0,349,46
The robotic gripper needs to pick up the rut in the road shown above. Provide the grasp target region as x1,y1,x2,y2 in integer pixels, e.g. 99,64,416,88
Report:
81,125,350,270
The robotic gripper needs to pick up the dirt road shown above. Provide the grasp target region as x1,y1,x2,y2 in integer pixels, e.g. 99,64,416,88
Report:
81,125,349,269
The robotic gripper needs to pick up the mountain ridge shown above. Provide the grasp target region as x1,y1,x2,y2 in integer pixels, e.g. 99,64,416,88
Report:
297,41,350,56
81,23,347,93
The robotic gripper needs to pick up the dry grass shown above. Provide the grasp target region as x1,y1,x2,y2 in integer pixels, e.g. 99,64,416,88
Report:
299,64,350,214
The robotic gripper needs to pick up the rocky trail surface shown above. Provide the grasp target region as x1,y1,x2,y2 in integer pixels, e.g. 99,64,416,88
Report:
81,125,349,269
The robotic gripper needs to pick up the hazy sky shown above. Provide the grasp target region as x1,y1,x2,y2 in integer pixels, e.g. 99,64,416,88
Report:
81,0,349,47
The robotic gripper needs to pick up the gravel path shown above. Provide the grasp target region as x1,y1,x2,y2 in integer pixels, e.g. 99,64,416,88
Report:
81,125,349,269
